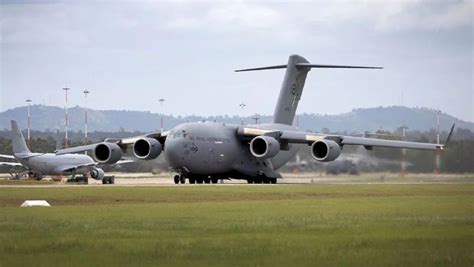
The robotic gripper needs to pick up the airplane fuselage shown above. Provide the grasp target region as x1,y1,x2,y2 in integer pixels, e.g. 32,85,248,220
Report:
15,153,95,176
164,121,302,179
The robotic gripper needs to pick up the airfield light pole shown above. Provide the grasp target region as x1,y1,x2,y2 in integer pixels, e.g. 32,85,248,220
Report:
84,90,90,144
400,125,408,176
435,110,441,175
239,103,246,125
26,99,32,146
63,87,70,148
159,98,165,131
252,114,260,124
400,89,406,177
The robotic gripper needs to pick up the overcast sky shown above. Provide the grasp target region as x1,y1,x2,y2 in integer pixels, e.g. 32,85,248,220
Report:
1,0,473,121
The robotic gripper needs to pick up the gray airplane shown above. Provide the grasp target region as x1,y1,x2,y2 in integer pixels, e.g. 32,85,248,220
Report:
0,120,111,183
57,54,454,184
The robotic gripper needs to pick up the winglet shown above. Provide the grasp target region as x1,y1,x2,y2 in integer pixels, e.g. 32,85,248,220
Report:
437,123,455,150
444,123,455,147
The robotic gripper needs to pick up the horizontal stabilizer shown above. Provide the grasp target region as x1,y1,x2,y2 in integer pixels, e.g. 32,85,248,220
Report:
296,63,382,69
235,65,288,72
235,63,382,72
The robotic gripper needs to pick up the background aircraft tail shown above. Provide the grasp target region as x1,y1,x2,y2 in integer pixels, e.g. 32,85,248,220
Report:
11,120,31,154
236,54,382,125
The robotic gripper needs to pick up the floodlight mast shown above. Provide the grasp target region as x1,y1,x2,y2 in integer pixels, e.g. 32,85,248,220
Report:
63,87,70,148
400,125,408,176
252,114,260,124
239,103,246,125
84,90,90,144
435,110,441,175
26,99,32,146
159,98,165,131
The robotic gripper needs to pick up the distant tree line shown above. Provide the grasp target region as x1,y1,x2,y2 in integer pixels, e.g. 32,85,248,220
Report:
0,128,473,174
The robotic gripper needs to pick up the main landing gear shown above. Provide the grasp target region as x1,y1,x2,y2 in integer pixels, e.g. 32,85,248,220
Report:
102,176,115,184
247,176,277,184
66,171,89,184
172,174,277,184
174,175,185,184
174,175,219,184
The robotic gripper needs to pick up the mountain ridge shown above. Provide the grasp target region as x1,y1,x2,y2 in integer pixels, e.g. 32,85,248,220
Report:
0,105,472,133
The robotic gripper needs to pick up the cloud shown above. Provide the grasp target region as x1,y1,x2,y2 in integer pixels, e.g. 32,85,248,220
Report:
374,0,473,32
207,2,284,30
1,0,472,121
162,2,299,41
2,1,471,47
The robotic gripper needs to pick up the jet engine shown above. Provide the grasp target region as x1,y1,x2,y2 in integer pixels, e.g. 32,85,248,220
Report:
311,140,341,162
250,136,280,159
90,168,105,180
133,137,162,160
93,142,123,164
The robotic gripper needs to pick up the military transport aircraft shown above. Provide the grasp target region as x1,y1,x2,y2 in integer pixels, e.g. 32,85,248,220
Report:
0,120,114,183
56,54,454,184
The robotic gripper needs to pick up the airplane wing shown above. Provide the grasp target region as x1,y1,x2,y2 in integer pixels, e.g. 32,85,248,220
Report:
54,162,97,173
238,124,455,151
0,154,15,159
56,131,168,155
0,162,22,166
114,159,134,165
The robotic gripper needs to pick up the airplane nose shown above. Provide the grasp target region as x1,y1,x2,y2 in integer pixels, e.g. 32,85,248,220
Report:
164,138,183,167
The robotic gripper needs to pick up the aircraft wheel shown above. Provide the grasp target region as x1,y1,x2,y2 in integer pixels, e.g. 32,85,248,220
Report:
247,178,254,184
109,177,115,184
174,175,180,184
197,178,203,184
254,177,262,184
204,178,211,184
189,177,196,184
211,178,218,184
263,177,270,184
180,176,186,184
102,178,107,184
270,178,277,184
34,173,43,181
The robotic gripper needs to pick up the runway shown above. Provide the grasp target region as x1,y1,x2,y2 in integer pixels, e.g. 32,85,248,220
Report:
0,173,472,187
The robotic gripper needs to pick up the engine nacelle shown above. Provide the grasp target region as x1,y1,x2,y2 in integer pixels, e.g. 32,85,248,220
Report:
90,168,105,180
93,142,123,164
133,137,162,160
250,136,280,159
311,140,341,162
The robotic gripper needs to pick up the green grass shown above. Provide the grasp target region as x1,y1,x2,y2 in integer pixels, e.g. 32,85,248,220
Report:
0,185,473,266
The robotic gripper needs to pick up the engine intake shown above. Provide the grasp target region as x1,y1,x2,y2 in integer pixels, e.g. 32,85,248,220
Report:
311,140,341,162
133,138,162,160
250,136,280,159
93,142,123,164
90,168,105,180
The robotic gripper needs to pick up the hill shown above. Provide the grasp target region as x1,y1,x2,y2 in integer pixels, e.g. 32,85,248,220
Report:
0,105,472,133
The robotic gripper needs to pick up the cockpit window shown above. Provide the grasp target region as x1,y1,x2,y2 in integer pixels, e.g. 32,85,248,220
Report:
170,131,187,139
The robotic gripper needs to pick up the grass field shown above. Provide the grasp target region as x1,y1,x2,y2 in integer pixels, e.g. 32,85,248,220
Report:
0,184,473,266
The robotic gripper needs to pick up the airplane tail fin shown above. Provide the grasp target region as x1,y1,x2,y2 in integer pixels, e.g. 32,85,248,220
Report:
236,54,382,125
10,120,31,154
